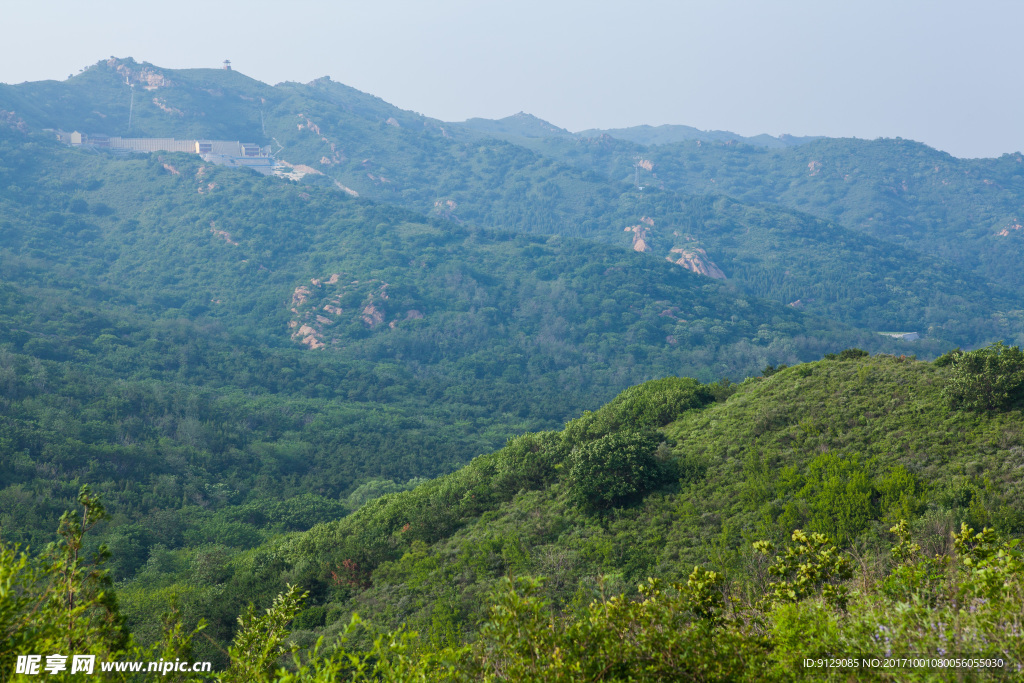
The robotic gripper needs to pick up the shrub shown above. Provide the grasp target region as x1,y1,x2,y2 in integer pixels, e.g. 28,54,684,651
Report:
562,377,712,446
942,342,1024,411
566,430,668,511
823,348,869,361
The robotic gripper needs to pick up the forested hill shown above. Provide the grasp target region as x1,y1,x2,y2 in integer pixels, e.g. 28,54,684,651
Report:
474,127,1024,295
113,348,1024,668
0,122,888,560
3,58,1024,679
3,58,1024,349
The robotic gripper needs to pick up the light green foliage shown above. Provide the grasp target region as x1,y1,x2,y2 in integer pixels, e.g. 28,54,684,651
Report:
0,486,205,681
0,486,126,674
952,523,1023,604
880,519,950,606
799,452,875,544
754,530,853,610
943,342,1024,411
218,585,307,682
466,576,766,682
273,616,465,682
6,490,1024,680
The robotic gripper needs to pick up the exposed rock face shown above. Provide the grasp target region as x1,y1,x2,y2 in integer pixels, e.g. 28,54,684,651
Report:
152,98,184,116
361,304,384,328
288,276,417,349
106,58,174,89
997,222,1023,237
808,160,822,175
666,247,726,279
624,217,656,252
295,324,324,349
298,113,345,164
434,198,460,221
276,160,323,181
334,181,359,197
209,221,238,246
0,110,28,134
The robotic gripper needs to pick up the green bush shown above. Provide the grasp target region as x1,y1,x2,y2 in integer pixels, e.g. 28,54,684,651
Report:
562,377,712,445
943,342,1024,410
566,430,669,511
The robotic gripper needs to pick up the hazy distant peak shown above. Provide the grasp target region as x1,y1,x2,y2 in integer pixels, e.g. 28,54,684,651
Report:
576,123,819,148
458,112,575,139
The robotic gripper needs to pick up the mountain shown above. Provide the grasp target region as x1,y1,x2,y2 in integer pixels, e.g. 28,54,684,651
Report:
500,132,1024,295
575,123,819,148
4,58,1022,351
459,112,576,139
0,121,891,557
3,58,1024,677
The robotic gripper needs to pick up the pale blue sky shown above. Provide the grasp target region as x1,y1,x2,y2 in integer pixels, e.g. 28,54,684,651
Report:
3,0,1022,157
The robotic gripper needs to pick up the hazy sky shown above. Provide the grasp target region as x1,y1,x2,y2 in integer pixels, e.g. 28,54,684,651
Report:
3,0,1022,158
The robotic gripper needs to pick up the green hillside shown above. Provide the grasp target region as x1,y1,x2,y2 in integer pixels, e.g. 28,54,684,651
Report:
100,349,1024,673
1,125,892,564
504,131,1024,293
4,59,1023,349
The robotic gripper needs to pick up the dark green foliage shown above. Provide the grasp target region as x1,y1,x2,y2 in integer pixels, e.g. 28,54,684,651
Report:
566,430,667,512
823,348,869,361
943,342,1024,410
933,347,964,367
292,605,327,631
0,132,887,563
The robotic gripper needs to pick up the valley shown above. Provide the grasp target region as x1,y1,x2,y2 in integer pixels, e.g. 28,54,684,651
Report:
1,57,1023,679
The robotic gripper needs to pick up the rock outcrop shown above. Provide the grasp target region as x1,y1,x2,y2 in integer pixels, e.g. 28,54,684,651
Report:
624,217,655,253
666,247,726,279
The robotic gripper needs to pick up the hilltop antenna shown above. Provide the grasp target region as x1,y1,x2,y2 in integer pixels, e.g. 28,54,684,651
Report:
126,78,135,132
632,155,644,190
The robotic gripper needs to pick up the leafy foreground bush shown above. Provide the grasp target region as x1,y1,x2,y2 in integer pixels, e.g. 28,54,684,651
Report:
943,342,1024,411
4,490,1023,681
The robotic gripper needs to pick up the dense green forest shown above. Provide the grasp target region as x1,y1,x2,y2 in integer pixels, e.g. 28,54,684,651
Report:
4,348,1024,679
4,59,1024,349
0,123,887,565
461,123,1024,295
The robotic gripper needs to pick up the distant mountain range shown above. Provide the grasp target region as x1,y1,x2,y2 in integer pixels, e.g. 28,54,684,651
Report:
4,57,1021,351
458,111,818,148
